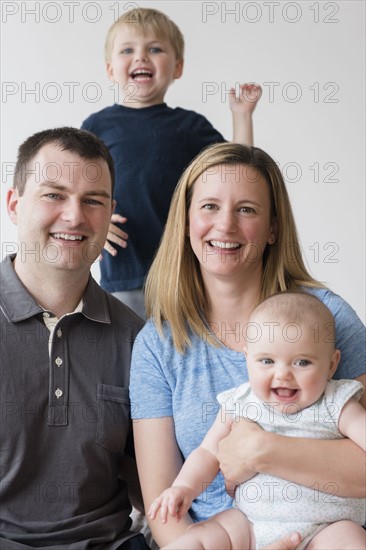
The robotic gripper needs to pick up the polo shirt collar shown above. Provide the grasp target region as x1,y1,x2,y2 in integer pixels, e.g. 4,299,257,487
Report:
0,255,110,324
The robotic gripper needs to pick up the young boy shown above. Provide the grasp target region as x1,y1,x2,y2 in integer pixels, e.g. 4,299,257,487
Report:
149,292,366,550
81,8,261,317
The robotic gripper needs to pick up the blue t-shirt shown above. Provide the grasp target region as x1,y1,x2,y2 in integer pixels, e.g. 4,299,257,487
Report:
81,103,225,292
130,288,366,522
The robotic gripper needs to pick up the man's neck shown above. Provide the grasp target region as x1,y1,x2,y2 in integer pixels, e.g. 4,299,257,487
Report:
13,257,89,318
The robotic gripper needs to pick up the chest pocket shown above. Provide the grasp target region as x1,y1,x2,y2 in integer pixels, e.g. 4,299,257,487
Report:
96,384,130,453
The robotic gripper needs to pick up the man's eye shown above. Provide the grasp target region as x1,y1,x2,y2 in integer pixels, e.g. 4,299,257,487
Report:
84,199,102,206
45,193,61,200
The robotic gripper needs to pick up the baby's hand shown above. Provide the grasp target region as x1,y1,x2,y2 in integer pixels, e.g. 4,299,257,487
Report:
103,214,129,256
148,486,194,524
229,83,262,115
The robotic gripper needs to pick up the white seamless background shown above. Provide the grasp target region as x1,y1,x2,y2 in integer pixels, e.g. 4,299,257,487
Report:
1,0,365,322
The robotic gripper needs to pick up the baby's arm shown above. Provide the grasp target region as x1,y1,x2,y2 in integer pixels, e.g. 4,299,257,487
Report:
229,83,262,146
338,397,366,451
148,410,233,523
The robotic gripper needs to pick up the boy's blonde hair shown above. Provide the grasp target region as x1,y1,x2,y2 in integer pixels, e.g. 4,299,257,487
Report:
105,8,185,62
145,143,324,353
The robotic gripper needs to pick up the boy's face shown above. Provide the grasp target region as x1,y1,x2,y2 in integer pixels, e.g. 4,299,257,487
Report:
106,27,183,108
244,311,340,414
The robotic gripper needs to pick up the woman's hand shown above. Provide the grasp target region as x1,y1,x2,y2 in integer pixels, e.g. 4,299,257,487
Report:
217,418,265,494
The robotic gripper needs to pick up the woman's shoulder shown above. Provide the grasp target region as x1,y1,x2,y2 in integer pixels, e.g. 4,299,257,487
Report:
303,287,362,323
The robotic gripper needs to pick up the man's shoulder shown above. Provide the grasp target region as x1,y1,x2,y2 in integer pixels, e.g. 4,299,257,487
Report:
104,289,144,327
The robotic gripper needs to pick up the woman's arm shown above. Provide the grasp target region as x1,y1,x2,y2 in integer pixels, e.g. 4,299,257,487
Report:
218,419,366,498
218,374,366,498
133,417,193,547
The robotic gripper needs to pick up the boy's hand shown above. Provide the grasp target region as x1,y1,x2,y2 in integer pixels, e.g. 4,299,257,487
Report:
103,214,129,256
229,83,262,115
148,486,194,524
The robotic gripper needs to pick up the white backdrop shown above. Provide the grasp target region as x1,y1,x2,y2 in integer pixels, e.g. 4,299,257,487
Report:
1,0,365,322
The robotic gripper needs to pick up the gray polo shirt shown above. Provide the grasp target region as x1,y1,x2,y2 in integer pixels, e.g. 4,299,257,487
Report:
0,255,144,549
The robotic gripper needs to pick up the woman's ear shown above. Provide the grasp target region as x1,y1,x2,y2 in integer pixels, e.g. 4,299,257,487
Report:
268,218,278,245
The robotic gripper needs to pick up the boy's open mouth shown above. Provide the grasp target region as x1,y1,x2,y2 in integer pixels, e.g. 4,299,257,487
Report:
130,69,153,80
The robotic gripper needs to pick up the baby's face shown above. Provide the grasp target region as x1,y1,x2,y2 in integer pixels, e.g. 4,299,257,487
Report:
106,26,183,108
245,312,340,413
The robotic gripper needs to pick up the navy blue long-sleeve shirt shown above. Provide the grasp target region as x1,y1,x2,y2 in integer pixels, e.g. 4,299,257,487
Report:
81,103,225,292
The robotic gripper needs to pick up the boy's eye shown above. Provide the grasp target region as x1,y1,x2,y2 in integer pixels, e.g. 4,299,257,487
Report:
121,48,133,54
149,46,163,53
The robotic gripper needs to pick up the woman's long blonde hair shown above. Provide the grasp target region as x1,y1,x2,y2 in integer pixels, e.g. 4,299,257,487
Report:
145,143,323,352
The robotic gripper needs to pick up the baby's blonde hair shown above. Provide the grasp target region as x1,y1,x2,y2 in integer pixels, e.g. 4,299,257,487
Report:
105,7,185,62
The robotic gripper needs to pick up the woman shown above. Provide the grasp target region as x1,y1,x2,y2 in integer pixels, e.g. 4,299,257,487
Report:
130,143,365,547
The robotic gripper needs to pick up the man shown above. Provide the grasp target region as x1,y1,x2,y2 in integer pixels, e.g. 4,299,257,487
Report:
0,127,148,549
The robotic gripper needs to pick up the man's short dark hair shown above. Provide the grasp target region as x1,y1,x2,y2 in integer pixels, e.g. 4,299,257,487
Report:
13,127,115,195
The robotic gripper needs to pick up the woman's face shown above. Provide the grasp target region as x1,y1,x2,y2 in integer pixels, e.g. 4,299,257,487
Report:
187,163,277,283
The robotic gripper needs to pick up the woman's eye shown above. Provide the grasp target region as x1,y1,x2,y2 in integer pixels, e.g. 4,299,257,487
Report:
239,206,255,213
202,204,217,210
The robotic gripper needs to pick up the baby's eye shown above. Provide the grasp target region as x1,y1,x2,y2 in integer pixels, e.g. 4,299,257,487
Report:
260,358,273,365
295,359,311,367
121,48,133,54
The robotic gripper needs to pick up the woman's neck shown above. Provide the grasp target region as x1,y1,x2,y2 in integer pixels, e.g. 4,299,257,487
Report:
203,272,262,352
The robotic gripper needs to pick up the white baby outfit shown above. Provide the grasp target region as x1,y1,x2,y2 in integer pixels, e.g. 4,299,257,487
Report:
217,379,365,549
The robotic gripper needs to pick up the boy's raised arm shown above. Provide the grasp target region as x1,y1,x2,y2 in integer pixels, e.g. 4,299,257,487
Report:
229,83,262,146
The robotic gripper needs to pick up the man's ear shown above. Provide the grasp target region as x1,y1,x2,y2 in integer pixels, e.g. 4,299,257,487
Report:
328,349,341,380
174,59,184,80
7,187,20,225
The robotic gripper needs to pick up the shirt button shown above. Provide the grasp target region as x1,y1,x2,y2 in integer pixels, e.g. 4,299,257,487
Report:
43,312,50,318
55,357,63,367
55,388,63,399
57,329,62,338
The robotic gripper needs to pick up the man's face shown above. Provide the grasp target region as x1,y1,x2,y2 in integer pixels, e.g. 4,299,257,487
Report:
7,144,114,277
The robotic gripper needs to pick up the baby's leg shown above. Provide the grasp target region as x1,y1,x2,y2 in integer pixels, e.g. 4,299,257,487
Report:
306,520,366,550
161,509,254,550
